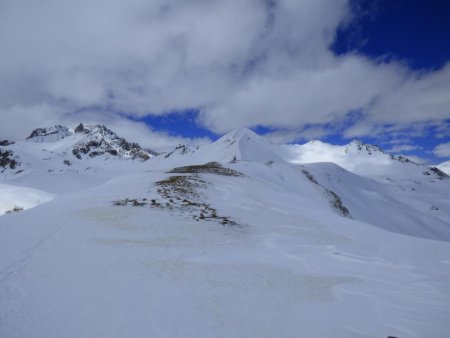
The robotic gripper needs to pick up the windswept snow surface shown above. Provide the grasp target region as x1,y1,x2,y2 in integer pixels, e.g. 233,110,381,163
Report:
1,128,450,338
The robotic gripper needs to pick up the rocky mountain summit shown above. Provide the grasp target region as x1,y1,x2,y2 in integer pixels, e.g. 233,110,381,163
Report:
26,125,72,142
0,123,154,177
163,144,193,158
24,123,153,161
71,123,152,160
344,140,418,165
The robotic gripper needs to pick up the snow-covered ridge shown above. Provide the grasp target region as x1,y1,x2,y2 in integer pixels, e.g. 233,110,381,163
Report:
27,125,73,143
156,128,282,164
280,138,446,182
344,139,417,164
162,144,193,158
154,128,447,183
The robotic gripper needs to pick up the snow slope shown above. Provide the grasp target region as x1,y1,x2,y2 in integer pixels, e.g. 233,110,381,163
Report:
1,127,449,337
302,162,450,240
437,159,450,175
0,183,54,214
147,129,450,241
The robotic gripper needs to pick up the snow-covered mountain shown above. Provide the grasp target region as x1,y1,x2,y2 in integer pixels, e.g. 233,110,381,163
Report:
24,123,153,161
26,125,73,143
1,126,450,338
280,139,447,182
0,123,154,192
71,123,153,160
158,127,282,165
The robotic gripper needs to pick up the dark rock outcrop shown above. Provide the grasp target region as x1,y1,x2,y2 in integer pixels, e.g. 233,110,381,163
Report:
0,149,19,171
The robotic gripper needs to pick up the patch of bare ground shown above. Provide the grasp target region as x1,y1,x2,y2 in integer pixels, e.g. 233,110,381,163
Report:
167,162,244,177
113,170,240,227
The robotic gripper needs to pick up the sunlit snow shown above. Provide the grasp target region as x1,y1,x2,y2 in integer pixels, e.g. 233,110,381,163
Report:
1,126,449,338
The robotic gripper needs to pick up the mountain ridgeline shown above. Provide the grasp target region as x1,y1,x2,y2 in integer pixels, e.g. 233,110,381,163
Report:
1,124,448,183
25,123,154,160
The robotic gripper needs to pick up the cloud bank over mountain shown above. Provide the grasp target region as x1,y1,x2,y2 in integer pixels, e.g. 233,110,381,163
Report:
1,0,449,145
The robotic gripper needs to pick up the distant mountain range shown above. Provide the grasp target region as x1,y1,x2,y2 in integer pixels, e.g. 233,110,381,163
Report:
2,124,448,181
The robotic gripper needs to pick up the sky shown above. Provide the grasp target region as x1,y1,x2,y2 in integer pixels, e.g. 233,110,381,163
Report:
0,0,449,162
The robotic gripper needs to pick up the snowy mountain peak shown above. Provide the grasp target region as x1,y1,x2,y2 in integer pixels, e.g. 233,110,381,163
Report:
344,140,418,164
26,125,73,143
345,140,383,154
163,144,192,158
217,128,272,146
71,123,151,161
206,128,281,162
222,128,262,141
74,123,112,136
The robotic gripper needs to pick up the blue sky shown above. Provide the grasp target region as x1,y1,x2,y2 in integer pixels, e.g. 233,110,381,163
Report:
1,0,449,162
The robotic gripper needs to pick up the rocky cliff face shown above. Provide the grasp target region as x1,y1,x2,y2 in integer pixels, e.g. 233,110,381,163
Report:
0,149,19,172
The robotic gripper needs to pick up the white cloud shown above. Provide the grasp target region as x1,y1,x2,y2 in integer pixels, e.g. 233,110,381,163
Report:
386,144,421,153
102,119,212,152
433,142,450,158
0,104,63,140
434,122,450,138
0,0,449,140
366,63,450,124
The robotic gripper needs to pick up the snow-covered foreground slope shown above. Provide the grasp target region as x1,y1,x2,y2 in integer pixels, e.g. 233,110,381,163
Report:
1,127,450,337
1,162,450,338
